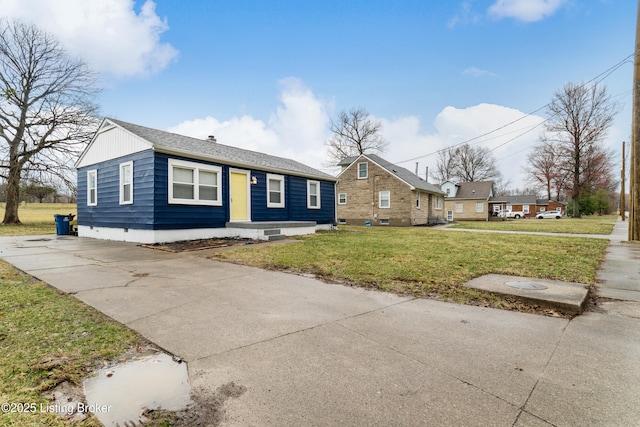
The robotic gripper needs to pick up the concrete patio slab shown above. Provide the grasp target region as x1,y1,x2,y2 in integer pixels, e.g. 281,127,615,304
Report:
466,273,589,313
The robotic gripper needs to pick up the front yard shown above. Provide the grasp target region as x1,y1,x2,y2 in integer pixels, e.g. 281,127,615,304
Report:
212,226,609,312
449,215,617,234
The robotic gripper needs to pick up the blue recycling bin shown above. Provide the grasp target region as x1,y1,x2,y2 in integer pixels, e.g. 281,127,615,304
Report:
54,214,71,235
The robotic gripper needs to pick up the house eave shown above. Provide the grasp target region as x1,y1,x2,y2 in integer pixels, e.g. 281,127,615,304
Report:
153,146,337,182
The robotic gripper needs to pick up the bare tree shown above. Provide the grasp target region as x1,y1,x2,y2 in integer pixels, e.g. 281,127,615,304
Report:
430,148,457,183
524,139,559,200
432,143,501,184
543,82,618,217
0,19,99,224
327,107,388,164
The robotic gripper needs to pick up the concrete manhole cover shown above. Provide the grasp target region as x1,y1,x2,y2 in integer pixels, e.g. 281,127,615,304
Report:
504,281,548,290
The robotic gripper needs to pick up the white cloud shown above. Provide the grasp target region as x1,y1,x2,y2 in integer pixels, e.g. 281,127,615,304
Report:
463,67,498,77
488,0,567,22
1,0,178,78
380,104,546,189
167,78,333,172
168,80,549,190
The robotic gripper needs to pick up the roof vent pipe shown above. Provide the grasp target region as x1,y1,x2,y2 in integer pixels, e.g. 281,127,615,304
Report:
207,135,217,143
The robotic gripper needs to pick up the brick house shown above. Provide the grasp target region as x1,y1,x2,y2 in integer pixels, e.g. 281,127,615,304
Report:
535,199,567,215
441,180,496,221
488,194,538,217
336,154,445,226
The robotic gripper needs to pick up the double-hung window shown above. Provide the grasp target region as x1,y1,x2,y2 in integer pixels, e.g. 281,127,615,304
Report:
357,162,368,179
434,196,442,209
267,174,285,208
87,170,97,206
119,162,133,205
307,180,320,209
338,193,347,205
455,202,463,213
169,159,222,205
476,202,484,213
379,191,390,208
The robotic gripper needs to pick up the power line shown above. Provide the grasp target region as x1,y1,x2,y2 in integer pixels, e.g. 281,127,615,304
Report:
393,53,635,166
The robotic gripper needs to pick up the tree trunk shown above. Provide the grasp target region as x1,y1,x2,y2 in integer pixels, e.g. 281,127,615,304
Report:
3,150,22,224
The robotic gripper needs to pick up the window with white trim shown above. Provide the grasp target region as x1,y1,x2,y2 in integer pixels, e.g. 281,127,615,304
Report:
476,202,484,213
87,170,97,206
307,180,321,209
168,159,222,205
338,193,347,205
379,191,390,208
523,205,530,214
119,161,133,205
455,202,463,213
357,162,368,179
267,174,285,208
416,192,421,209
434,196,442,209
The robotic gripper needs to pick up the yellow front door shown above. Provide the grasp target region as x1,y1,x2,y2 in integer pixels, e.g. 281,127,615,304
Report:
230,171,249,221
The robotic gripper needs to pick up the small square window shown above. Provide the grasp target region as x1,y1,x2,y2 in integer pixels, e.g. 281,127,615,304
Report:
379,219,389,225
338,193,347,205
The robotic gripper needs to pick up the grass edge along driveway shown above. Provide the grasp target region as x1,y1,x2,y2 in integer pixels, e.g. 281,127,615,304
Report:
212,227,609,313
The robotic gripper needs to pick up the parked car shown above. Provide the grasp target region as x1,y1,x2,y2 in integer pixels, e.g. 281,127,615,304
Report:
497,209,524,219
536,211,562,219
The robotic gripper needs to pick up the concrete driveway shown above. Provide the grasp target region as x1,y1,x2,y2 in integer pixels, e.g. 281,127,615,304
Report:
1,226,639,426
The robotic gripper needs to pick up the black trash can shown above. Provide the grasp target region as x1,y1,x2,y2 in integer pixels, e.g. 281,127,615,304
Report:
54,214,72,235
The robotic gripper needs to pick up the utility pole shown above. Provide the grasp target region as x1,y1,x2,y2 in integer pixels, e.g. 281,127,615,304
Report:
622,141,626,221
631,0,640,240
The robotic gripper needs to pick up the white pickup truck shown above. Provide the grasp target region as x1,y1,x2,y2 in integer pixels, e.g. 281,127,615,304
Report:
497,209,524,219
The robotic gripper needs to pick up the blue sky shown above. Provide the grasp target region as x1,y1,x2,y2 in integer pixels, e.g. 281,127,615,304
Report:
3,0,635,189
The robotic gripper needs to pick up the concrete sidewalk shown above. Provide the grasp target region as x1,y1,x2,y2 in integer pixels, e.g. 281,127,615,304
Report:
1,220,639,426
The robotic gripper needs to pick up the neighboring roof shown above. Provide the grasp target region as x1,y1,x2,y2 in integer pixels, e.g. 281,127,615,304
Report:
536,199,568,206
339,153,445,194
78,118,336,181
490,194,538,205
448,181,494,199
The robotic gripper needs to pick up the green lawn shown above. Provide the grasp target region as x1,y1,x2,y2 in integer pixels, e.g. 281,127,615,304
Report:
0,203,148,426
449,215,617,235
212,226,608,310
0,203,76,235
0,261,144,426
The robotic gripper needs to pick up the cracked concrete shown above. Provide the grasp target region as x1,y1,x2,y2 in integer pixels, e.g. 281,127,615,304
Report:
0,218,639,426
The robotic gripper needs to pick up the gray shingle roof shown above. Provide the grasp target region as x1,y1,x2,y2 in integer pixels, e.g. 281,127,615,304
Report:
450,181,494,199
110,118,336,181
341,153,445,194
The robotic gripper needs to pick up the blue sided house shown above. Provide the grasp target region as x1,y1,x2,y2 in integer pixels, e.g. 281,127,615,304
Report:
75,118,337,243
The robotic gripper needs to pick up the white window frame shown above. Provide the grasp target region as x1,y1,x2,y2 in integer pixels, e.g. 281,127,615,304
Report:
357,162,368,179
379,191,390,209
168,159,222,206
266,173,285,208
416,192,421,209
87,169,97,206
119,161,133,205
338,193,347,205
523,205,530,214
476,202,484,213
455,202,463,213
434,196,442,210
307,180,321,209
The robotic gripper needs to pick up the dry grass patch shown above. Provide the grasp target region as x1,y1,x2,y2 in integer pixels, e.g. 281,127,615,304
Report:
0,203,76,235
212,226,608,312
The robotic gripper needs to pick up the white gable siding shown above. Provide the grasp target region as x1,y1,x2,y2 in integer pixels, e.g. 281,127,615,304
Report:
76,125,151,168
441,181,458,197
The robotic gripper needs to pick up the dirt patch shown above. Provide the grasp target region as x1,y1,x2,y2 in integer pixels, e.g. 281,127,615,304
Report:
140,237,261,253
144,381,247,427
